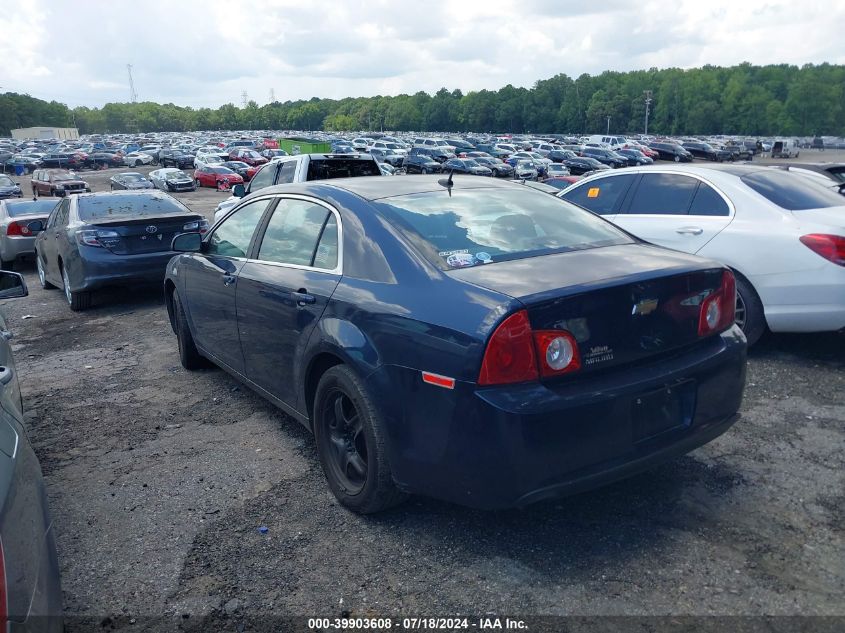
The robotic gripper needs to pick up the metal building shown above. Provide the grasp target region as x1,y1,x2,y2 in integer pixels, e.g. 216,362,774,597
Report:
10,127,80,140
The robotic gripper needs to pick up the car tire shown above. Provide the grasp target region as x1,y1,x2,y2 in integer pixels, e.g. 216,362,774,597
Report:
173,290,207,370
735,275,766,346
314,365,407,514
674,155,681,162
61,264,91,311
36,256,55,289
134,160,141,167
195,179,201,188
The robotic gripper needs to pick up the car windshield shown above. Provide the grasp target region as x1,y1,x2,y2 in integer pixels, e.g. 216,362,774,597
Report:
123,174,144,181
78,193,192,221
516,160,534,168
5,199,57,217
375,188,632,269
0,176,14,187
210,167,235,174
464,159,480,167
741,170,845,211
166,171,187,179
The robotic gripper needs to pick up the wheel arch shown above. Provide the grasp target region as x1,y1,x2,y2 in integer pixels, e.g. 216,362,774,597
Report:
164,279,177,332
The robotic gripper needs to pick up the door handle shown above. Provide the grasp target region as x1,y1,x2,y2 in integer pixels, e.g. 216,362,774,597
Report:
676,226,703,235
292,290,316,306
222,274,236,286
0,366,13,385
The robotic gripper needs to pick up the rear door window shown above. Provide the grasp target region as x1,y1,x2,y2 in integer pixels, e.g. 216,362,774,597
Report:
276,161,297,184
256,199,334,268
625,173,699,215
688,183,731,217
561,174,636,215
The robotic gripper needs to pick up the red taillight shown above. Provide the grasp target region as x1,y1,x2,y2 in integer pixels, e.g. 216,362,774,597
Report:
0,538,7,631
698,270,736,337
7,222,25,236
533,330,581,377
478,310,582,385
478,310,538,385
800,234,845,266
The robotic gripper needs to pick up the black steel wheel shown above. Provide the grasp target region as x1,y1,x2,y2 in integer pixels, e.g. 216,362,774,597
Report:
314,366,407,513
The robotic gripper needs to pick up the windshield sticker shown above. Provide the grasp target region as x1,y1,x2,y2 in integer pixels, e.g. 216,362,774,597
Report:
446,253,476,268
475,252,492,263
439,249,469,257
587,187,600,198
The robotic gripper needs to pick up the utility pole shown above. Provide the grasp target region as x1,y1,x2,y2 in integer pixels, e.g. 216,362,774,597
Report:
241,90,249,108
643,90,653,135
127,64,138,103
269,88,275,103
606,116,611,135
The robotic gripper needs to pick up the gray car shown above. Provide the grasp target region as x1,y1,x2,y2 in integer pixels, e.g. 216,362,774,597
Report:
0,270,63,631
0,198,56,270
148,168,196,193
109,172,154,191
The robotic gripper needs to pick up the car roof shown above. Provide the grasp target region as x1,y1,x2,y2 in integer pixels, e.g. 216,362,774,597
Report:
265,174,523,201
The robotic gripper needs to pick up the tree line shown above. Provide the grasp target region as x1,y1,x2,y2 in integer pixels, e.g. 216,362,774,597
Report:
2,62,843,137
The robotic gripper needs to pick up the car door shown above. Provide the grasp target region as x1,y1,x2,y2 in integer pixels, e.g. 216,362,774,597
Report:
236,196,342,410
614,172,734,253
182,197,274,374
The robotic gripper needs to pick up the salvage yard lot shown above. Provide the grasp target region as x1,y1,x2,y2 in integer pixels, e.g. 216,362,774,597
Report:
3,164,844,628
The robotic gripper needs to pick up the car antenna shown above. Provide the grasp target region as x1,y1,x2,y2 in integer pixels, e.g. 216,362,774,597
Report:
437,170,454,196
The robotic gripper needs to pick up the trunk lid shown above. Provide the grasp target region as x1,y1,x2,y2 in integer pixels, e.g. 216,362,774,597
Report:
449,244,727,375
791,206,845,229
90,213,203,255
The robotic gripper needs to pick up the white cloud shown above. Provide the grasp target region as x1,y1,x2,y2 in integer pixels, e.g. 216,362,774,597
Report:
0,0,843,108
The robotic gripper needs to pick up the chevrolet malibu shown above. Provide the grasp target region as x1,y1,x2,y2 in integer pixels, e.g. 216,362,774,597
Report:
164,176,746,513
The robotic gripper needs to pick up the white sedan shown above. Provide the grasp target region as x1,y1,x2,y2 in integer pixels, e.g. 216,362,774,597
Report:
123,151,154,167
558,164,845,344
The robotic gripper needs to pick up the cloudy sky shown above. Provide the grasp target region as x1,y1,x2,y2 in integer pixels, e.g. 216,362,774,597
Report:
2,0,843,109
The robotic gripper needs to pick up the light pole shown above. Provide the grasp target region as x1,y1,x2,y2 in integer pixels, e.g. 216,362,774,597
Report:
606,116,611,135
643,90,652,135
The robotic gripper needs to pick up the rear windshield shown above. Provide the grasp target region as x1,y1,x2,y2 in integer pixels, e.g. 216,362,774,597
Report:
825,166,845,183
78,193,192,222
374,187,632,269
5,199,58,217
306,158,381,180
741,170,845,210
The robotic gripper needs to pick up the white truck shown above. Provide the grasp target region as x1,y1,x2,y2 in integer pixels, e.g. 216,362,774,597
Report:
214,153,382,222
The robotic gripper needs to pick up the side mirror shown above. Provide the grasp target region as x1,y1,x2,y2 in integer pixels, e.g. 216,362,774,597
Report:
0,271,28,299
26,220,44,233
232,183,246,198
171,232,203,252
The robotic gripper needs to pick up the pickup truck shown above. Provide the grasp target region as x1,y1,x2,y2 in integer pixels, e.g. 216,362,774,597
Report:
214,153,381,221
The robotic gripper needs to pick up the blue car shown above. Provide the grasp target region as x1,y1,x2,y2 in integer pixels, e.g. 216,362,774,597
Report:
164,175,746,512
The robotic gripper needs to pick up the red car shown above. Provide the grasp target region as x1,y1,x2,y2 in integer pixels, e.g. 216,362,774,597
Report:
228,148,268,167
193,166,244,190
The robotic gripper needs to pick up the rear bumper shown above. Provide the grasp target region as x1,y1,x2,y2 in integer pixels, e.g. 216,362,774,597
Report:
368,327,746,509
0,235,38,260
71,249,176,291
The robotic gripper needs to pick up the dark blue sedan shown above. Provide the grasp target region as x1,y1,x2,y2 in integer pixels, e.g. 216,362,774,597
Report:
164,176,746,512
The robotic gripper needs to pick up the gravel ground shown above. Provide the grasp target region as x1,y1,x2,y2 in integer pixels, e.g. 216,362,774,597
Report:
2,160,844,630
